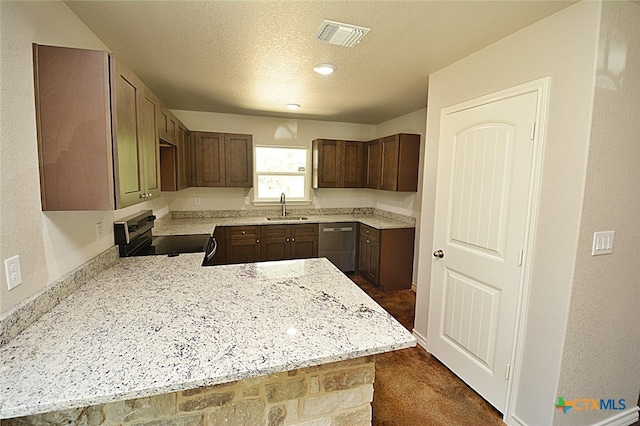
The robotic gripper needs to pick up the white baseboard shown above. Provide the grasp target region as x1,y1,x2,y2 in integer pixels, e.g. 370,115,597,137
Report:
509,407,638,426
508,414,525,426
412,329,428,350
590,407,640,426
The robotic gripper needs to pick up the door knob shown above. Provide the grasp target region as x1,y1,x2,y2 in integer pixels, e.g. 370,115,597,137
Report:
433,249,444,259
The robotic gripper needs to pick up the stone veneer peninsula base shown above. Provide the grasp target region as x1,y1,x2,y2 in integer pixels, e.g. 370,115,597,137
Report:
5,356,374,426
1,255,414,423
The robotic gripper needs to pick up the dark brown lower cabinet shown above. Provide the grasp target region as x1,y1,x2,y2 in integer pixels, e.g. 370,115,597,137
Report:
357,224,415,291
225,226,261,264
289,224,319,259
223,224,318,265
358,231,380,284
261,224,319,261
261,225,289,261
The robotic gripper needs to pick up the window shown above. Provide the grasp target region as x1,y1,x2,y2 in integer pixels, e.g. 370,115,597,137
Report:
254,146,310,203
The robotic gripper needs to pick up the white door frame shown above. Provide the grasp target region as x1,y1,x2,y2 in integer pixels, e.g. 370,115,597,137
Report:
432,77,551,421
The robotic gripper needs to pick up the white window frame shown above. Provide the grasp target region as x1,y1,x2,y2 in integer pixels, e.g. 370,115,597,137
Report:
252,144,312,206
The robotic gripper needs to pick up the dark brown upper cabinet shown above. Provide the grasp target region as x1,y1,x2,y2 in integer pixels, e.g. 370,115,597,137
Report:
112,59,162,207
158,106,192,192
194,132,224,187
175,123,191,190
158,106,176,144
367,133,420,192
194,132,253,188
33,44,161,210
312,139,366,189
366,139,383,190
224,133,253,187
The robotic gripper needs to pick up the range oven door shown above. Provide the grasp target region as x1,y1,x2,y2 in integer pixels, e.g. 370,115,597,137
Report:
202,237,218,266
151,234,210,256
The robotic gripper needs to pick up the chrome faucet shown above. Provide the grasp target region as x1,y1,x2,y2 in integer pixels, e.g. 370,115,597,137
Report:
280,192,287,216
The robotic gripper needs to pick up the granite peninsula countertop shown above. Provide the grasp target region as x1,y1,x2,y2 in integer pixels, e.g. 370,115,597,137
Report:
153,211,415,236
0,255,415,419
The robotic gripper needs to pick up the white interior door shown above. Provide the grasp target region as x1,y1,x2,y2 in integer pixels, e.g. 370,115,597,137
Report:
426,90,538,412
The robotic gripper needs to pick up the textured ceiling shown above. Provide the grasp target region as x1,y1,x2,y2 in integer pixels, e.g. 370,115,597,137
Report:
65,1,575,124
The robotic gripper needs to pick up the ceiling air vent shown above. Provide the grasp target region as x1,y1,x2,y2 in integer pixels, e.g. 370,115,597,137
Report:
314,20,370,48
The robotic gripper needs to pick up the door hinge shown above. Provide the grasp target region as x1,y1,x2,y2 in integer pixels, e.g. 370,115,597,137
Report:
505,363,511,380
518,249,524,266
530,122,536,141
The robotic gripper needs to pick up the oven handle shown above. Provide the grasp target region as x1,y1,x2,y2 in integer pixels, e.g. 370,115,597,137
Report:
205,237,218,262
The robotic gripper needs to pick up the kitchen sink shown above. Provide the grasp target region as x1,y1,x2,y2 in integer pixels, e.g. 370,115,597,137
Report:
266,216,308,221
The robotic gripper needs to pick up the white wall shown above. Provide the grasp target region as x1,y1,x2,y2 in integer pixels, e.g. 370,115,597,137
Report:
0,1,170,314
412,2,617,425
555,2,640,425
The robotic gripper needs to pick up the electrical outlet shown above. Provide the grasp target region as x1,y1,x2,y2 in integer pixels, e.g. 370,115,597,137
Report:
4,255,22,290
96,222,103,240
243,197,250,206
363,196,369,204
194,197,201,206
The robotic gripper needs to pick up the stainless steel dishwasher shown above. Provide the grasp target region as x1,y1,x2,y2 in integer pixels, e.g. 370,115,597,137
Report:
318,223,356,272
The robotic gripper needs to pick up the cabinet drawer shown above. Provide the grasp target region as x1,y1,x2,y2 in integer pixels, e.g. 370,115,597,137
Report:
261,225,287,239
290,224,319,237
359,224,380,242
228,226,260,240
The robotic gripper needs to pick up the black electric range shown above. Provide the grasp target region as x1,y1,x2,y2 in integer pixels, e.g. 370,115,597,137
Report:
114,210,215,262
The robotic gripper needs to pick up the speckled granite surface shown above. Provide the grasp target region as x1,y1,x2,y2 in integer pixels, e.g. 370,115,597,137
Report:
0,256,415,419
0,246,119,347
155,209,415,236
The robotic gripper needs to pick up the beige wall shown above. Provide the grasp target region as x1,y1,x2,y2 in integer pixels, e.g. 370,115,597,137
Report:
411,1,635,424
555,2,640,425
0,1,171,314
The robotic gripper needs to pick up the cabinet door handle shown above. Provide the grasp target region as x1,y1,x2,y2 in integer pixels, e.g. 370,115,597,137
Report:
366,239,370,243
256,239,260,243
291,238,295,242
286,238,290,242
242,230,246,235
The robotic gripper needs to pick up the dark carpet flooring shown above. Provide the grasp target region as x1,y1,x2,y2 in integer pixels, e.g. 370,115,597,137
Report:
349,274,505,426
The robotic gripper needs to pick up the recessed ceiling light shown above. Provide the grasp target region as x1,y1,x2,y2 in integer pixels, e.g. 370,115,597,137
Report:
286,103,300,110
313,63,336,75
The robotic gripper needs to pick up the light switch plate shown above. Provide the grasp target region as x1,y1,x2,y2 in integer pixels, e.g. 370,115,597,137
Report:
592,231,615,256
